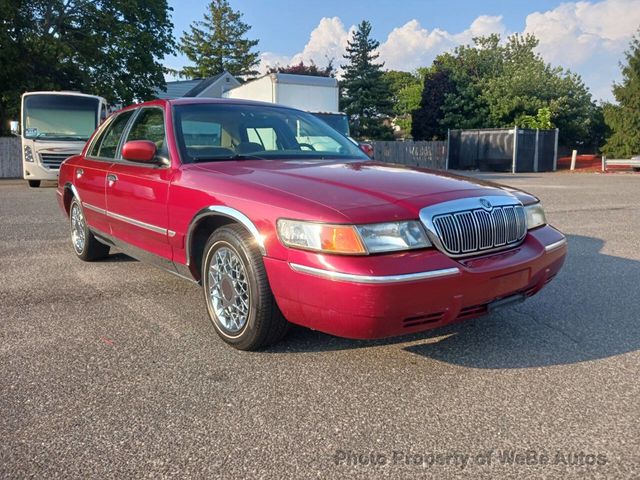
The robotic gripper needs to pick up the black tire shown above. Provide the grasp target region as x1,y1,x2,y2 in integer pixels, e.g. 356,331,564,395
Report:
28,180,41,188
69,197,110,261
202,224,289,350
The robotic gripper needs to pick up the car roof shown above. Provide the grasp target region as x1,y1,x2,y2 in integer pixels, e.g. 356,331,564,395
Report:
114,97,304,116
168,97,291,109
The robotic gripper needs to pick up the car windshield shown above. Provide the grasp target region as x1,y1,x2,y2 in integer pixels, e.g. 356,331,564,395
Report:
22,94,99,141
173,103,367,163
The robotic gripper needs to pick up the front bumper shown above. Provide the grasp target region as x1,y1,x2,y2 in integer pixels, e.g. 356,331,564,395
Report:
264,225,567,339
23,162,59,181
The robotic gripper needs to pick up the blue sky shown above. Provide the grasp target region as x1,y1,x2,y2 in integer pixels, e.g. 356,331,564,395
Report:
166,0,640,102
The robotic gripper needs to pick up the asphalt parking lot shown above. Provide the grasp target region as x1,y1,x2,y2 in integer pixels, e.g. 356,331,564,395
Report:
1,172,639,479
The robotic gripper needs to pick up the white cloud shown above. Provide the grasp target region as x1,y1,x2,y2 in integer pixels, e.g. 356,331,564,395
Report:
523,0,640,100
259,17,353,73
377,21,455,70
376,15,508,70
258,1,640,100
524,0,640,66
454,15,509,45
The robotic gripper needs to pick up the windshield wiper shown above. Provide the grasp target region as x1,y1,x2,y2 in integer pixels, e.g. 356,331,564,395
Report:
33,133,88,141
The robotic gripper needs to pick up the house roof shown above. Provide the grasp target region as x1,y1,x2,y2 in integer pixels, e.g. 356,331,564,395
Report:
155,72,228,99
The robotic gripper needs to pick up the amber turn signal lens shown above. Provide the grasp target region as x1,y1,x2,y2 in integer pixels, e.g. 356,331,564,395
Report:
318,225,366,254
276,219,367,254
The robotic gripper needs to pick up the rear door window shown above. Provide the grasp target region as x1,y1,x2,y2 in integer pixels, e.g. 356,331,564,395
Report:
94,110,135,159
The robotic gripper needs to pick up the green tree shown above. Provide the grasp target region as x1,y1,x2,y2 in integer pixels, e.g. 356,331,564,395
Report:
482,34,593,145
0,0,176,133
411,61,455,140
410,33,599,147
603,31,640,158
180,0,259,79
517,107,554,129
382,70,425,137
340,20,394,140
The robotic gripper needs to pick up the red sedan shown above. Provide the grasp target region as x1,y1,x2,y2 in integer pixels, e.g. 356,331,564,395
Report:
57,98,567,350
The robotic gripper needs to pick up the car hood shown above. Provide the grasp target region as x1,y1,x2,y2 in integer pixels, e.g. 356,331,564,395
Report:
191,159,536,222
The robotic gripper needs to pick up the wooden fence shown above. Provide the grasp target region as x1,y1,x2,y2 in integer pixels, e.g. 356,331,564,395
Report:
371,141,447,170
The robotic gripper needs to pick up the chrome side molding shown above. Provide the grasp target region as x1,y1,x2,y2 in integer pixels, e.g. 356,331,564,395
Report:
289,263,461,284
82,201,169,236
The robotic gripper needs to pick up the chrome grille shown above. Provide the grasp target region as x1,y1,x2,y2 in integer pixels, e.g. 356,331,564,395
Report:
39,153,70,169
430,202,526,256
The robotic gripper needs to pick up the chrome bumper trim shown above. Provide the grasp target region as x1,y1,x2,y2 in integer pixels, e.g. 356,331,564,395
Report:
544,237,567,252
289,263,461,284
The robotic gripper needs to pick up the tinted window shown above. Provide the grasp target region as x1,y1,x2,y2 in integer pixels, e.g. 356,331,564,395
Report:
125,108,165,151
173,104,368,163
96,111,134,159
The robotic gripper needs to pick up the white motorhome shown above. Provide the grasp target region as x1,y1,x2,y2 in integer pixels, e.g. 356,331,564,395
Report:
14,91,108,187
223,73,350,137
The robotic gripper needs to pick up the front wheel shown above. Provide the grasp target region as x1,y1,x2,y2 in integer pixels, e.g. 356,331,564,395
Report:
202,225,289,350
28,180,41,188
69,198,110,261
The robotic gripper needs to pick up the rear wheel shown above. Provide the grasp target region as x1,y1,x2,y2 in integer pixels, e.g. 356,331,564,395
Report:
202,224,289,350
28,180,41,188
69,198,110,261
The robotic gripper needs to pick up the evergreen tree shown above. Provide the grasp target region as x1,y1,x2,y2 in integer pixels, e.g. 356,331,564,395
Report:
340,21,394,140
603,31,640,158
180,0,259,79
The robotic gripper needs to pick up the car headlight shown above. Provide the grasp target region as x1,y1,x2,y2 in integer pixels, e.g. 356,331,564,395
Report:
356,221,431,253
24,145,34,162
525,203,546,230
277,219,430,255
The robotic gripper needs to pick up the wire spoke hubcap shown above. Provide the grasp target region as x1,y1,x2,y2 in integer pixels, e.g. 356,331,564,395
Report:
70,203,86,253
208,246,250,334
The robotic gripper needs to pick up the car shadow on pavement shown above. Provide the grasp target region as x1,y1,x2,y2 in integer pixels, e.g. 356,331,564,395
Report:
270,234,640,369
101,252,138,263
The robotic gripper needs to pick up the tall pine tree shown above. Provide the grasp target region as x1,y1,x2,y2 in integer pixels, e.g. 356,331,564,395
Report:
340,21,394,140
603,31,640,158
180,0,259,79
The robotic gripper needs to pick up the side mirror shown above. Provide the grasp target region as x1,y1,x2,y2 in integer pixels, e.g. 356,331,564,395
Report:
359,142,374,159
10,121,20,136
122,140,157,163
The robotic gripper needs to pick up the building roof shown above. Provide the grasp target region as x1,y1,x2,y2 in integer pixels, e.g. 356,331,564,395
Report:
155,72,228,100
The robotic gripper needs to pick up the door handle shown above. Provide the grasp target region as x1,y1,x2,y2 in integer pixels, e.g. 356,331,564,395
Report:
107,174,118,183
